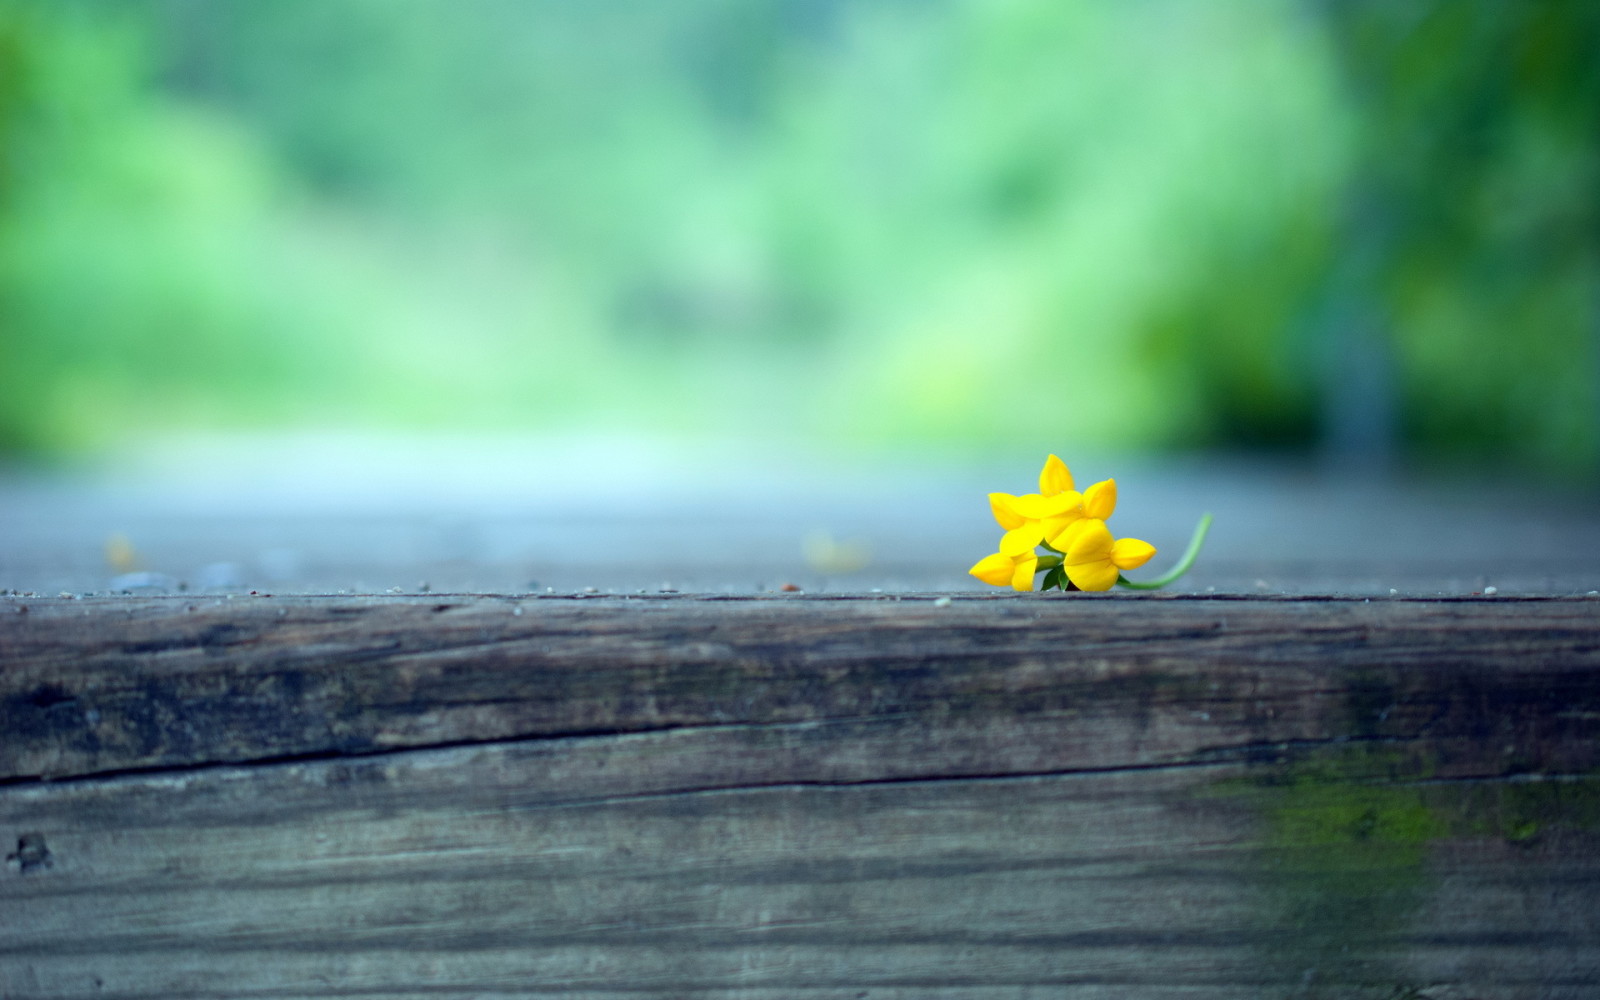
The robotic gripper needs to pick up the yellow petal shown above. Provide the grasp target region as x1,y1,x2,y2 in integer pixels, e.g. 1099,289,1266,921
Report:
1036,490,1082,517
1083,479,1117,521
1039,454,1075,495
1065,559,1119,592
1048,515,1094,551
969,552,1015,587
999,524,1044,556
1008,493,1048,519
1111,537,1156,570
1010,554,1038,591
1040,511,1082,546
988,493,1026,530
1065,518,1113,566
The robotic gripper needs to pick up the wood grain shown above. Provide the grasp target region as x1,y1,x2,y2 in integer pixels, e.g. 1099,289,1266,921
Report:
4,723,1598,999
3,594,1599,782
2,594,1599,998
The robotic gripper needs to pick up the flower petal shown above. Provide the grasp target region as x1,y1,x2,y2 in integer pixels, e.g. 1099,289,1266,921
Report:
1010,554,1039,591
999,524,1044,556
1040,511,1082,546
1083,479,1117,521
968,552,1015,587
1036,490,1083,517
1111,537,1156,570
1008,493,1048,519
1047,515,1095,552
1064,519,1113,566
1064,559,1119,592
988,493,1026,530
1039,454,1075,495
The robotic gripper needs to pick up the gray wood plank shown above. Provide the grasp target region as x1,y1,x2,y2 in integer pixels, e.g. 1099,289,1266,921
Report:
3,725,1597,999
4,594,1598,998
4,594,1599,782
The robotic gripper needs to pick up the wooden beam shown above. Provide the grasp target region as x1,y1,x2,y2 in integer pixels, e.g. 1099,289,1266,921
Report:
2,595,1598,998
4,594,1598,783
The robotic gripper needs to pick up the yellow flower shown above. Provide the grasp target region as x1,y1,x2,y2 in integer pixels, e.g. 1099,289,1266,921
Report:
1061,519,1155,592
989,454,1089,556
971,455,1212,593
968,548,1039,591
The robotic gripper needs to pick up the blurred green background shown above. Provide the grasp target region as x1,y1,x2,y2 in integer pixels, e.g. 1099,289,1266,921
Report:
1,0,1596,476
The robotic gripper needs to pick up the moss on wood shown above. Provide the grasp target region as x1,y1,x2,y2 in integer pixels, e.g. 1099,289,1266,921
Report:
1204,743,1600,998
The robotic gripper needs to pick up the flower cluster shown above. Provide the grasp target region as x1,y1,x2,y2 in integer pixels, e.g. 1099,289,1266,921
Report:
969,455,1208,593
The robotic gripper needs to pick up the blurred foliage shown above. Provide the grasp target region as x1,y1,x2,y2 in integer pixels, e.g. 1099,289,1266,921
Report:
0,0,362,452
0,0,1596,474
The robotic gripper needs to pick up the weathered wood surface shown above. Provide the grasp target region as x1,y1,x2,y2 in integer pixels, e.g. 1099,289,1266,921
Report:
5,594,1600,782
3,595,1600,999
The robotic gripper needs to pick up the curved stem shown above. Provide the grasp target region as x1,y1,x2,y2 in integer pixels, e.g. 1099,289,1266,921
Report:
1116,512,1212,590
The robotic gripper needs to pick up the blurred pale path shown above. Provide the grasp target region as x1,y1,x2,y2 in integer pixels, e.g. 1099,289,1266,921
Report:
1,434,1595,597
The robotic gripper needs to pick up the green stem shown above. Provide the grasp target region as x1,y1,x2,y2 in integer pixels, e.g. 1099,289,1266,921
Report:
1035,554,1063,570
1116,512,1212,590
